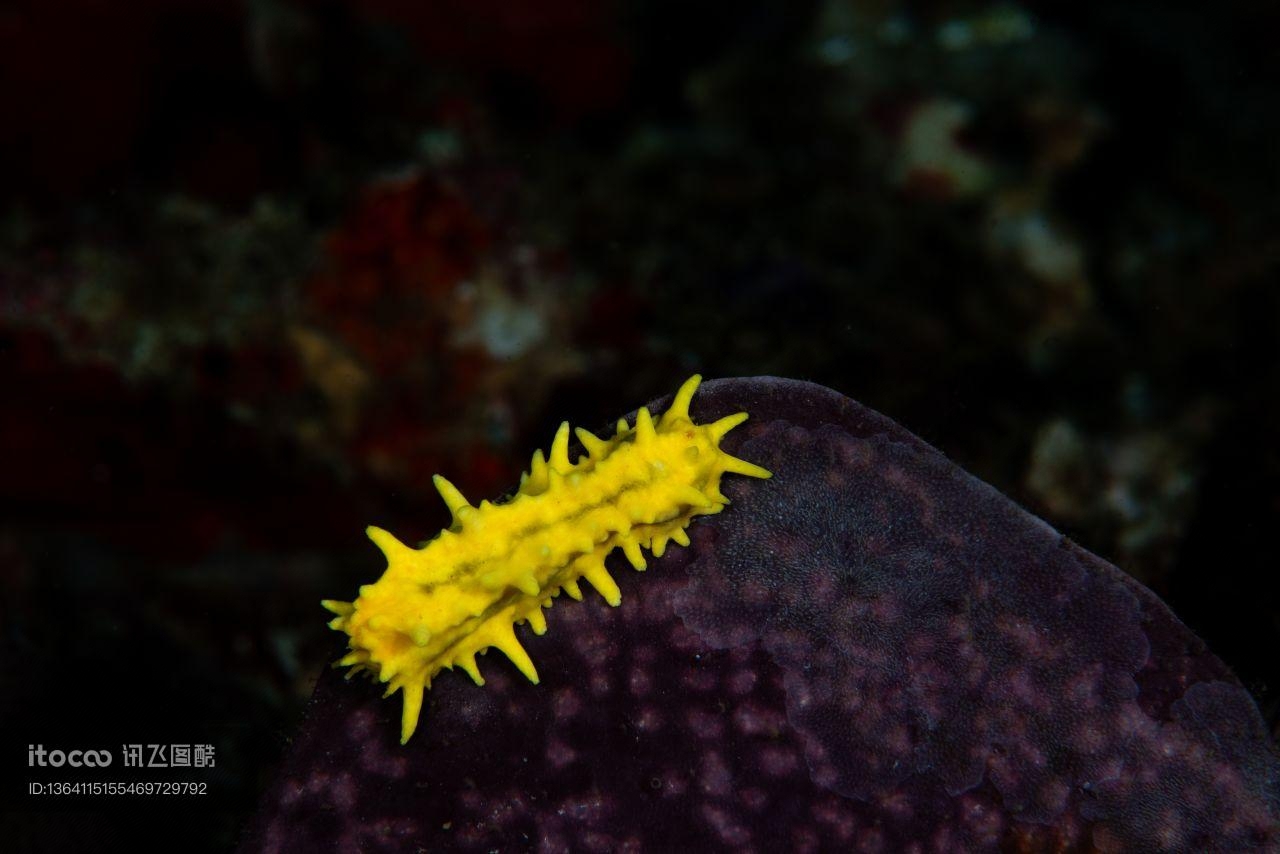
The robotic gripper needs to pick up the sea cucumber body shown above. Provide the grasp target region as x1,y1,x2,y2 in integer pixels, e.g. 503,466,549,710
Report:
322,375,770,743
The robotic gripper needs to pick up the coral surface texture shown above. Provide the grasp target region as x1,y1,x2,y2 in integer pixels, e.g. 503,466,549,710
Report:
242,377,1279,852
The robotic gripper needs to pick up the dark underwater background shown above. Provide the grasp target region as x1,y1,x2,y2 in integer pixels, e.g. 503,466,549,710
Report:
1,1,1277,850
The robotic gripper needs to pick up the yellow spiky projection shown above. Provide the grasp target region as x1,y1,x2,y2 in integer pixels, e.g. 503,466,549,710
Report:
321,374,771,743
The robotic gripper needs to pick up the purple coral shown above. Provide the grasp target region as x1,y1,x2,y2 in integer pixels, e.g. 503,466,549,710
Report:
240,377,1279,852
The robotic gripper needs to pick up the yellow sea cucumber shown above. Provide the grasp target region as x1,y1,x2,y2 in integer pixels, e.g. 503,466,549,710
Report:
321,375,771,743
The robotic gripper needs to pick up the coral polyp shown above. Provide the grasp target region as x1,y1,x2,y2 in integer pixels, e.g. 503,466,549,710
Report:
321,375,771,743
